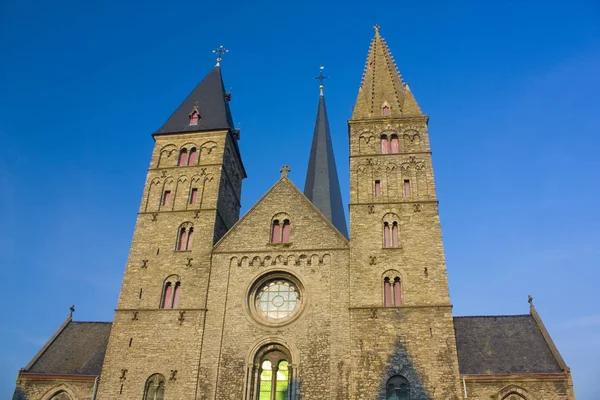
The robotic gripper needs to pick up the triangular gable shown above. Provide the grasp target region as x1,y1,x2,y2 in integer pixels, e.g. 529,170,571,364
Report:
214,176,348,253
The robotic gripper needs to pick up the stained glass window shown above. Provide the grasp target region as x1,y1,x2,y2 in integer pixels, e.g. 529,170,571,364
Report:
386,375,409,400
259,360,273,400
255,280,299,322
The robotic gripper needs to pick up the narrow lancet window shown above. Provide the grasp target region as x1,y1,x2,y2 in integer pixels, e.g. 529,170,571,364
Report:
382,105,391,116
383,222,391,248
189,188,198,205
375,180,381,197
188,147,197,165
384,277,393,306
282,219,291,243
381,135,389,154
392,222,399,248
390,134,399,153
178,149,188,166
162,282,173,309
271,220,281,243
162,190,171,207
403,179,411,197
178,228,187,251
393,277,402,306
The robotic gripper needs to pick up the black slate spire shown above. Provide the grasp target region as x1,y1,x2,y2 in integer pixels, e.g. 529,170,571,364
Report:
155,65,234,135
304,75,348,237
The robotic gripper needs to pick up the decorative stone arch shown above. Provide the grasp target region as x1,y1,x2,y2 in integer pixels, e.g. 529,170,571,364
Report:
199,140,218,162
157,143,177,168
244,338,300,400
41,384,77,400
382,212,400,224
358,130,376,154
498,384,532,400
144,177,163,212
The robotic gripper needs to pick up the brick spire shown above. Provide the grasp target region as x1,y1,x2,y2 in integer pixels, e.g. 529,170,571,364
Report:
352,26,423,119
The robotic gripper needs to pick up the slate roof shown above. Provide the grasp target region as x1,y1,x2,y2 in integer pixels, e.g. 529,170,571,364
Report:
154,65,234,135
25,321,111,376
303,92,348,238
453,315,563,374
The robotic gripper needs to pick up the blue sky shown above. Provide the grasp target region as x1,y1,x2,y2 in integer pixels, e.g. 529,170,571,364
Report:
1,0,599,398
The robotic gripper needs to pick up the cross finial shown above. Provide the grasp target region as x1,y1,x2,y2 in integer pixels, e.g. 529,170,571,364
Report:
69,305,75,315
314,66,327,96
374,24,380,33
212,45,229,66
528,294,533,305
280,165,291,178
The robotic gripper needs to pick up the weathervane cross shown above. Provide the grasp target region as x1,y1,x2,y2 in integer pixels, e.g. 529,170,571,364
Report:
314,66,328,86
212,45,229,66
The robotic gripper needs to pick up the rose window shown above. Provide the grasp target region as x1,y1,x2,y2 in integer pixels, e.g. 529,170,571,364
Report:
254,280,300,322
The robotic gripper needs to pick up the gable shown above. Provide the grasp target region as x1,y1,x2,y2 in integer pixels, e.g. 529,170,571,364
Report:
214,178,348,253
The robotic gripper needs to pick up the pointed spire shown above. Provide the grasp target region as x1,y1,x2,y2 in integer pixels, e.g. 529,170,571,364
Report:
304,67,348,237
352,26,423,119
155,65,234,135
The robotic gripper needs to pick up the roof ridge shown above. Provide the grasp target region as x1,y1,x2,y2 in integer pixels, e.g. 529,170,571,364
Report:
454,314,531,318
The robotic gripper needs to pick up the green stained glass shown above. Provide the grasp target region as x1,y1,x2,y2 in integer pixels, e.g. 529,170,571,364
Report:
275,360,289,400
259,360,273,400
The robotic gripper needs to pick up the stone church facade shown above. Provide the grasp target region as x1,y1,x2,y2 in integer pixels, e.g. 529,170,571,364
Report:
13,27,576,400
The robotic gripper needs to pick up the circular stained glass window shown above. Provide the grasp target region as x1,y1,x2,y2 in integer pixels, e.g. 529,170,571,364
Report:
254,280,300,322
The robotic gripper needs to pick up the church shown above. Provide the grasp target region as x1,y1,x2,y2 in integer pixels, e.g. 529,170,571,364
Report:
13,27,576,400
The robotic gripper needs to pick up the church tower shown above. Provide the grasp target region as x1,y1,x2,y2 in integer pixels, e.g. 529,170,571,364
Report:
96,59,246,398
347,27,463,398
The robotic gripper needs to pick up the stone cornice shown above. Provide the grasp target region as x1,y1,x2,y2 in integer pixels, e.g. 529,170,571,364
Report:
115,308,207,312
18,373,98,381
212,247,349,255
462,373,570,382
349,304,452,310
348,200,438,206
350,151,432,159
348,115,429,124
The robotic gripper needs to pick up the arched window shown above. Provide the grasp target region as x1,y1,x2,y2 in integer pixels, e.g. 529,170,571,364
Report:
143,374,165,400
382,105,391,116
383,214,400,248
187,147,197,165
383,273,402,306
386,375,409,400
271,220,281,243
49,391,73,400
178,148,188,166
390,134,399,153
161,279,181,309
189,109,199,125
251,344,293,400
176,224,193,251
270,215,291,243
380,134,389,154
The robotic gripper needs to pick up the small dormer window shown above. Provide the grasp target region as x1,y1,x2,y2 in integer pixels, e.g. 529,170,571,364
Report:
382,105,391,116
189,109,199,125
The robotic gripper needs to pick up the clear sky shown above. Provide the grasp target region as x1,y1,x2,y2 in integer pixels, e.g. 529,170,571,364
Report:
1,0,599,398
